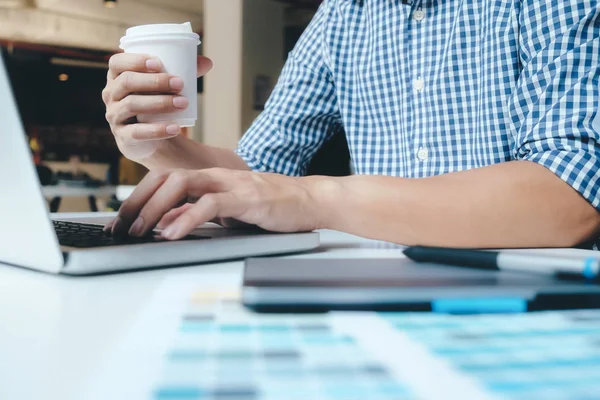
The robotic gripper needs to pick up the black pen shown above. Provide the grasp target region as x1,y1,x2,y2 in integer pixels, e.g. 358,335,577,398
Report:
403,246,600,281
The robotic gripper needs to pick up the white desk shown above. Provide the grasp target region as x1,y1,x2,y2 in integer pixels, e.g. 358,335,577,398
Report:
0,213,405,400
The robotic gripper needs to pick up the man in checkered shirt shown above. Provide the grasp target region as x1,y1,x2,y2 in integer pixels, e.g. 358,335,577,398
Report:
103,0,600,249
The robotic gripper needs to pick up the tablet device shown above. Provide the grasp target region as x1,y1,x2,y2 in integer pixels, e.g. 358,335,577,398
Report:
242,258,600,313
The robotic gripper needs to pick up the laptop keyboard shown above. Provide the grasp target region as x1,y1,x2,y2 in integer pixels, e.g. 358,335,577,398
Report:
53,220,210,248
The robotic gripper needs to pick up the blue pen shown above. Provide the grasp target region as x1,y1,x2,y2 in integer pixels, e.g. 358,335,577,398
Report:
403,246,600,282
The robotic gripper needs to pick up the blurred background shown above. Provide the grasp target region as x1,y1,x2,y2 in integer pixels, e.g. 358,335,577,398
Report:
0,0,349,212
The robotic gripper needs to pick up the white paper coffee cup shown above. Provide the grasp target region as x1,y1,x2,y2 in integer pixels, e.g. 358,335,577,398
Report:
120,22,201,127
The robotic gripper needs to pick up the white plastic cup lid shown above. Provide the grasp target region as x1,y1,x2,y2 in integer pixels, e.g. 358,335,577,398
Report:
126,22,193,36
120,22,200,48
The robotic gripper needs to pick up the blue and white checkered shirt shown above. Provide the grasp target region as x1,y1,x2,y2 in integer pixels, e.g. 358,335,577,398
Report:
236,0,600,241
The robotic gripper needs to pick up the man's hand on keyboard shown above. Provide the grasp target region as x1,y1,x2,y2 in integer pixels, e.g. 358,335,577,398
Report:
104,168,334,240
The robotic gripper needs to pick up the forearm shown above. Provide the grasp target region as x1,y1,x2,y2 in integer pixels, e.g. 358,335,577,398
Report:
138,135,250,171
315,161,600,248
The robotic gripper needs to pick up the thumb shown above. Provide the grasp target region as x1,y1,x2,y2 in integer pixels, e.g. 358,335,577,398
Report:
197,56,213,77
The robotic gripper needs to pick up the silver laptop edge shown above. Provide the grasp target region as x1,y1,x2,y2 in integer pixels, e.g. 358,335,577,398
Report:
0,51,65,273
0,52,320,275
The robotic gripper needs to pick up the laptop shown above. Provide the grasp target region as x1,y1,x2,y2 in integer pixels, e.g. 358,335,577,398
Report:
0,52,319,275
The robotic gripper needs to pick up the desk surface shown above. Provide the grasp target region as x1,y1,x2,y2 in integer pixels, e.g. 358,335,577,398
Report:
0,213,404,400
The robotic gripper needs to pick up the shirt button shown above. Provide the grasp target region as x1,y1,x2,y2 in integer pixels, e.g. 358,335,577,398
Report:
417,147,429,161
414,78,425,92
413,9,425,22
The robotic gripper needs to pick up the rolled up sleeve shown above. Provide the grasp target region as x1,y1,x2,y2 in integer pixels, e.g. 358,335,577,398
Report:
235,0,343,176
510,0,600,210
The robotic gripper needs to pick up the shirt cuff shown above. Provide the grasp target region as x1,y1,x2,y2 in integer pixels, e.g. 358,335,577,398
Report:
234,147,306,176
519,149,600,211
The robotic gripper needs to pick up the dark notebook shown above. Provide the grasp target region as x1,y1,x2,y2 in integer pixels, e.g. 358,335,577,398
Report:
242,258,600,313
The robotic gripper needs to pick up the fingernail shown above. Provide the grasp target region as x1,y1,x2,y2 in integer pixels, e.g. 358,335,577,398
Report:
111,216,127,237
173,96,189,109
162,222,182,240
169,77,184,91
103,222,113,234
129,216,145,237
146,58,161,71
166,124,180,136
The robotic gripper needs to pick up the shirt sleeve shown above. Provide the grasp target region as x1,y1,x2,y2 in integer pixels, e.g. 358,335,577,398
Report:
235,1,342,176
509,0,600,211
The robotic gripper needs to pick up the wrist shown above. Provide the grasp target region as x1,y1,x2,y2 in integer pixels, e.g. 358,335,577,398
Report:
301,175,344,230
138,134,188,170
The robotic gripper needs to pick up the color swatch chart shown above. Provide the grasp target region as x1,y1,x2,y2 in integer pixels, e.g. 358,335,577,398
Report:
380,311,600,400
85,274,600,400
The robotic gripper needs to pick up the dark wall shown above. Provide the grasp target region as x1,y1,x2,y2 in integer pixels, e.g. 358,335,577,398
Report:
3,47,109,128
2,46,117,163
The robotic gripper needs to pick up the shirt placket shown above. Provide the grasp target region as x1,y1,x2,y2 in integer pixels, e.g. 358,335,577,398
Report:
397,0,416,177
408,0,429,178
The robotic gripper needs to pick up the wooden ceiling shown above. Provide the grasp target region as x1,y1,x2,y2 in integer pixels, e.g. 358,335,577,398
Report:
0,0,203,51
34,0,203,28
